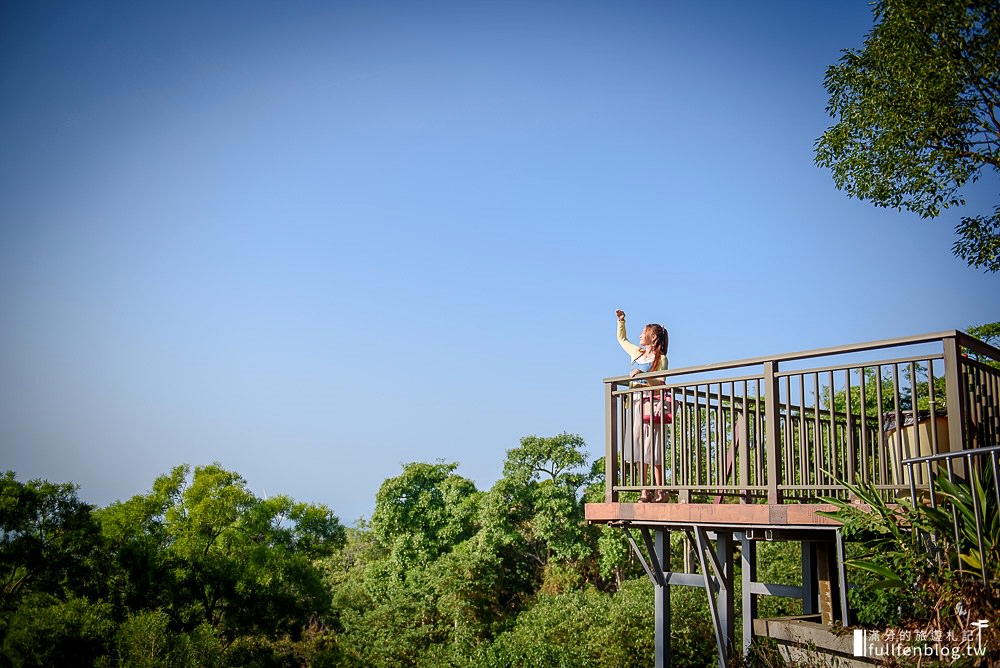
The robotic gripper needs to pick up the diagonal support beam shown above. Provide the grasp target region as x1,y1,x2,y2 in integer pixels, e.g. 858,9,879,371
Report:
621,525,664,587
694,527,734,668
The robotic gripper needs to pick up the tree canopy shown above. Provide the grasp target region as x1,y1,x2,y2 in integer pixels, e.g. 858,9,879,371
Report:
815,0,1000,272
0,438,722,667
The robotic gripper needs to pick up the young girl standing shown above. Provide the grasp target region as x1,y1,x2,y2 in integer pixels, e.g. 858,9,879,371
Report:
615,309,669,502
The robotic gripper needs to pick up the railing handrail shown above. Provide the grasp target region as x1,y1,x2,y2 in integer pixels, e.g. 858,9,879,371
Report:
957,330,1000,361
602,329,1000,507
603,329,992,385
903,443,1000,466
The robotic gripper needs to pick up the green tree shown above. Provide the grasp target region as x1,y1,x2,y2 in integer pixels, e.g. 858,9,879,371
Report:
99,463,346,663
370,461,479,570
967,320,1000,370
113,610,224,668
477,579,715,668
480,433,594,571
0,473,112,667
583,458,646,590
340,463,499,668
0,472,106,611
2,593,113,668
815,0,1000,272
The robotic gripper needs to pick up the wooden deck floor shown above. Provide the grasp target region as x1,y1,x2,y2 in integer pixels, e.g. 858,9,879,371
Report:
585,502,844,529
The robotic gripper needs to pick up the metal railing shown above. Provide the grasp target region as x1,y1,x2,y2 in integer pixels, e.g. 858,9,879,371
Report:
904,444,1000,587
603,331,1000,504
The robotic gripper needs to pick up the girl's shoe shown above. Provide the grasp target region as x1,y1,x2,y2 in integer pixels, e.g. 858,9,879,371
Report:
654,490,670,503
638,490,652,503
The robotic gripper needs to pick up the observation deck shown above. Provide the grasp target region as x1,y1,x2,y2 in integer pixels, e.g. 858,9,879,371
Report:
584,330,1000,668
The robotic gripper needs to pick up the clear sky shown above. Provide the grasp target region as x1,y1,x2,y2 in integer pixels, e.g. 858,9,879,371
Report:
1,1,996,525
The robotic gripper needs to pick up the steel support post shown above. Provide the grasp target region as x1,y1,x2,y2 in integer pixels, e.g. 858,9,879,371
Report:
654,529,671,668
740,533,757,657
801,541,818,615
716,531,734,666
694,528,734,668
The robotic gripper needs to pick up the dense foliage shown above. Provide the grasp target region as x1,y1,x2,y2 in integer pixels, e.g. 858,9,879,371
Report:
8,428,990,666
821,468,1000,665
0,436,726,667
815,0,1000,272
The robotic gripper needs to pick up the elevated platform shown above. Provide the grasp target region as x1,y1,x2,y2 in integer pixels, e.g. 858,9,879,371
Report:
585,502,842,529
588,331,1000,668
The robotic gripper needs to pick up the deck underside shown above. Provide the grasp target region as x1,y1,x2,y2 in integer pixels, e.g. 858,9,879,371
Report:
585,502,844,529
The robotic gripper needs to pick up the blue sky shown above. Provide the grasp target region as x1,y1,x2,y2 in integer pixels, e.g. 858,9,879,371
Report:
1,1,996,525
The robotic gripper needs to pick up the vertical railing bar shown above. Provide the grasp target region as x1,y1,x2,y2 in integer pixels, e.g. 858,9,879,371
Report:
892,364,904,493
984,366,993,446
715,383,720,490
981,365,988,444
644,387,652,491
686,385,693,490
688,385,696,497
667,386,675,488
909,361,920,466
764,361,782,505
706,384,713,489
707,383,714,492
725,381,733,497
827,371,837,492
677,386,685,490
798,373,808,494
626,387,633,492
694,386,700,491
992,365,997,446
783,376,792,492
655,386,662,472
621,390,628,491
756,378,763,490
620,384,626,495
691,385,698,492
663,386,670,487
875,367,887,489
677,386,684,489
992,451,1000,517
716,383,723,493
667,386,675,491
789,375,796,493
859,365,869,487
630,387,639,492
704,385,710,492
607,382,618,500
739,381,750,501
812,373,823,492
617,386,623,492
758,390,764,495
624,389,632,490
970,365,983,448
625,387,632,491
694,385,702,490
680,385,690,503
632,388,640,491
724,384,730,491
928,359,940,460
984,365,995,446
845,368,856,486
719,382,727,493
719,382,727,492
